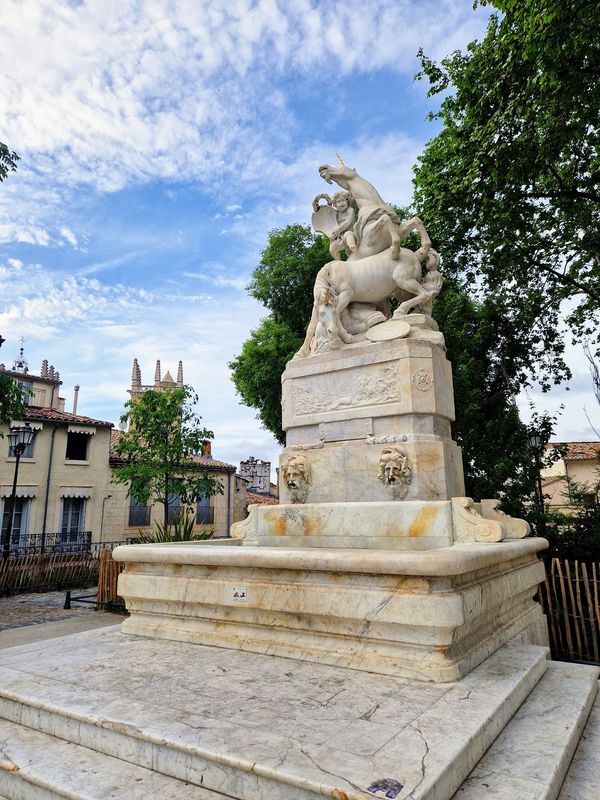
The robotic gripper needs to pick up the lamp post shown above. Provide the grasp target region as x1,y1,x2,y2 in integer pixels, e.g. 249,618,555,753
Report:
528,431,546,537
2,424,34,561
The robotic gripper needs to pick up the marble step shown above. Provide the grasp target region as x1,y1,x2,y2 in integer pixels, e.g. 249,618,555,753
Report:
0,718,225,800
558,686,600,800
453,661,599,799
0,628,550,800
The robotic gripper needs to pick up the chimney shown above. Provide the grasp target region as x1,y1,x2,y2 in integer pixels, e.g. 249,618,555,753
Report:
154,359,161,387
72,385,80,415
202,440,212,458
177,360,184,387
41,359,48,378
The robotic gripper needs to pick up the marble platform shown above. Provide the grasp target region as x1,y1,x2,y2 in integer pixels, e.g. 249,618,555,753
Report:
0,628,597,800
114,540,548,683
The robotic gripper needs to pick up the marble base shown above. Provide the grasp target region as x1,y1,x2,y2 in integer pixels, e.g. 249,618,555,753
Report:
0,630,596,800
114,540,549,683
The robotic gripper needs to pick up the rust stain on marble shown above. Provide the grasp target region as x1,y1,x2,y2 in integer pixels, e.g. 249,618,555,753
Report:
0,756,20,772
408,507,438,537
267,513,288,536
302,516,318,536
331,790,350,800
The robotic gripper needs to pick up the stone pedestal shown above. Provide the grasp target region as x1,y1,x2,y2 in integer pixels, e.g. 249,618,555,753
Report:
279,316,465,505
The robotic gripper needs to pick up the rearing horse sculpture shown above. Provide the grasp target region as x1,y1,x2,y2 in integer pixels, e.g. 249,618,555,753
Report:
296,161,443,358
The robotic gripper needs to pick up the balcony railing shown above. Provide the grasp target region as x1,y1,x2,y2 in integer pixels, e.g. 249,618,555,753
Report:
4,531,93,556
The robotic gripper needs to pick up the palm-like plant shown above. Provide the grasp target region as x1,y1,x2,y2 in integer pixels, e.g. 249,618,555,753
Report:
136,510,213,543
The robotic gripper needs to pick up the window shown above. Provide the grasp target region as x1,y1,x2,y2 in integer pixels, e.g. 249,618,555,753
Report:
17,381,33,406
128,496,151,526
1,497,30,548
65,432,89,461
61,497,85,540
166,493,181,524
196,494,214,525
8,430,36,459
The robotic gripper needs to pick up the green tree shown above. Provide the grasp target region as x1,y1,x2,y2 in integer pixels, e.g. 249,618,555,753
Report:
413,0,600,386
112,386,222,527
0,374,25,434
0,143,19,182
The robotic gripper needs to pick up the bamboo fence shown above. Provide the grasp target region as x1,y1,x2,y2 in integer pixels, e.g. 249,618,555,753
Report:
96,548,125,610
0,549,101,595
537,557,600,665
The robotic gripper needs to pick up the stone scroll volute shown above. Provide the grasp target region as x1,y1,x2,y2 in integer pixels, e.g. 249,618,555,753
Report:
480,499,530,539
451,497,506,543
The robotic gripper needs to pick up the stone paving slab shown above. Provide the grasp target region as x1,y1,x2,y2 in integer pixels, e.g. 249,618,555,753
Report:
452,661,599,800
0,717,225,799
559,687,600,800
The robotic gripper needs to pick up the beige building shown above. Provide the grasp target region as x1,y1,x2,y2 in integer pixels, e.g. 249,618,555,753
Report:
1,354,247,547
0,353,113,550
541,441,600,511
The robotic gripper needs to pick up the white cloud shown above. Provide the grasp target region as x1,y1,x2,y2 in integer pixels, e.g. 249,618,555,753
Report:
0,0,491,194
59,226,78,247
0,223,51,246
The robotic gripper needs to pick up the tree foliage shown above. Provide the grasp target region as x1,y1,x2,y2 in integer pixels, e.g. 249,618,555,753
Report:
414,0,600,385
0,143,19,182
112,386,222,526
0,374,25,434
433,279,554,517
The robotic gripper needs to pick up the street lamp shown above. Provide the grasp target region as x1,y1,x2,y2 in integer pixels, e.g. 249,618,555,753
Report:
528,431,546,536
2,424,34,560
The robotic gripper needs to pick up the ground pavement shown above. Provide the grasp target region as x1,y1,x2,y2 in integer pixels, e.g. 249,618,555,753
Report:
0,589,123,649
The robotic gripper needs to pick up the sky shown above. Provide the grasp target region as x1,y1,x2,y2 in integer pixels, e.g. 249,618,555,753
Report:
0,0,597,475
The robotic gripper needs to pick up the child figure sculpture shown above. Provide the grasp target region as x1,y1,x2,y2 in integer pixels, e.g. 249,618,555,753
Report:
328,191,358,259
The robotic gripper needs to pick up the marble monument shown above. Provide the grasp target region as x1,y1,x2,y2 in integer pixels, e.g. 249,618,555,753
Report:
115,159,548,683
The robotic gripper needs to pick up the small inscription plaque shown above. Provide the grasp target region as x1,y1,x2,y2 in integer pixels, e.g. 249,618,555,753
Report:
232,587,247,602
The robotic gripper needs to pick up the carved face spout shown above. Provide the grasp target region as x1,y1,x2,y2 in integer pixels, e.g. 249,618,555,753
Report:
377,445,412,499
281,454,312,504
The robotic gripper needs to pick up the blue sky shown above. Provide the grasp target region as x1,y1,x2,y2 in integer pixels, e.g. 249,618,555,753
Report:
1,0,597,472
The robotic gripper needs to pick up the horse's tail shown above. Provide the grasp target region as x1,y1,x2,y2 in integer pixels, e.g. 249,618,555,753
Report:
416,246,440,272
